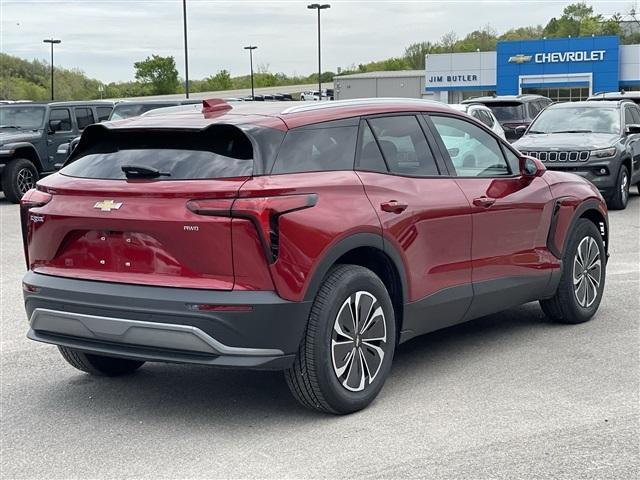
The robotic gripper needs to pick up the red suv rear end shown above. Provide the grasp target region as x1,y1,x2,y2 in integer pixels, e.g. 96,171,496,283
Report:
21,99,609,413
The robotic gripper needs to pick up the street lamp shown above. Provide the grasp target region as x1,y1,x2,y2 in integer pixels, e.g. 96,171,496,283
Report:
43,38,61,101
307,3,330,101
182,0,190,98
244,45,257,100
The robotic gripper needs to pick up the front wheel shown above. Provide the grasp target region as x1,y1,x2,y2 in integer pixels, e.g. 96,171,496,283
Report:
285,265,396,414
540,219,606,324
1,158,39,203
608,164,629,210
58,346,145,376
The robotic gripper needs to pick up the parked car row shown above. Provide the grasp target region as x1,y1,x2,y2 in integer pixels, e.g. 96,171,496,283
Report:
454,91,640,210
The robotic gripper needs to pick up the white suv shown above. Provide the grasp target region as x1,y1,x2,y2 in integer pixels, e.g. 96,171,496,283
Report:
300,90,320,101
450,103,506,139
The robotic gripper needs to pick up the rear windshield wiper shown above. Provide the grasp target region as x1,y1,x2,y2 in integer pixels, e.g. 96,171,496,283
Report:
121,165,171,178
551,130,593,134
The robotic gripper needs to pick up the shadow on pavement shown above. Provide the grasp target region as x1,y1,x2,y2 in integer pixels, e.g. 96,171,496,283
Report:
33,302,558,425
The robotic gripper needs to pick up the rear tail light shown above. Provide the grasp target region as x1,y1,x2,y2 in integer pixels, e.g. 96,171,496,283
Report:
20,189,53,269
186,194,317,262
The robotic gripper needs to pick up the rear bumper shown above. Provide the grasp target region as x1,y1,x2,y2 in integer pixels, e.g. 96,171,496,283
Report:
22,271,312,370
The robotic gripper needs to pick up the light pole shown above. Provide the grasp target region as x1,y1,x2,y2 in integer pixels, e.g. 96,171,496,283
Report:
43,38,61,101
244,45,257,100
307,3,330,100
182,0,190,98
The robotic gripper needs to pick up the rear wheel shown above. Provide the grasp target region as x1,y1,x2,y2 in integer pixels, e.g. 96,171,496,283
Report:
540,219,606,324
1,158,39,203
608,164,629,210
58,346,145,376
285,265,396,414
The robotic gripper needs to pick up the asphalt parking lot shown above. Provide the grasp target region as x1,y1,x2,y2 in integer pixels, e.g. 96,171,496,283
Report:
1,193,638,479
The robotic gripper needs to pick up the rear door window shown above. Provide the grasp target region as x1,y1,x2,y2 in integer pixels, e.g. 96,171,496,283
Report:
75,107,94,130
528,101,542,119
271,122,358,174
96,107,112,122
357,121,388,173
367,115,439,177
62,125,254,180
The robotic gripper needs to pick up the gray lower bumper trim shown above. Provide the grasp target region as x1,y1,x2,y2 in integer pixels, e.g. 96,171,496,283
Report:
29,308,283,357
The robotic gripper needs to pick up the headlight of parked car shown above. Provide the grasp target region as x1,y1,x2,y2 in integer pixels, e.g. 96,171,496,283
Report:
590,147,616,159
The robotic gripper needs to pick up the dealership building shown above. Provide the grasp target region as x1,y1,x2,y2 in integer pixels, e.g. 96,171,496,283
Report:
334,35,640,103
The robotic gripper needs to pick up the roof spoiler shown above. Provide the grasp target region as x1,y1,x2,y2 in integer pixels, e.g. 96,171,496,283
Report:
202,98,232,114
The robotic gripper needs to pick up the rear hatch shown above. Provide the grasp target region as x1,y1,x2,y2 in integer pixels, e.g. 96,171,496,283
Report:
24,124,276,290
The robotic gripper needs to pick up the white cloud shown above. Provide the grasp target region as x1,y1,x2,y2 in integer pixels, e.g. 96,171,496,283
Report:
0,0,633,82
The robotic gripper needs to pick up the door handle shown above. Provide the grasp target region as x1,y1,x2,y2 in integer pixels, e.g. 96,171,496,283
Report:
380,200,408,214
473,196,496,208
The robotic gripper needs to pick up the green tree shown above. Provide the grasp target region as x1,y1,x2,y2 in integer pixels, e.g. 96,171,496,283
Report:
133,55,179,95
204,69,233,91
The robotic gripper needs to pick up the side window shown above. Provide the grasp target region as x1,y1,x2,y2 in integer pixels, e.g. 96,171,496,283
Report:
75,107,94,130
357,121,388,173
630,106,640,125
49,108,72,131
430,115,511,177
367,115,439,177
472,109,493,128
96,107,112,122
528,101,541,119
272,124,358,174
624,107,636,126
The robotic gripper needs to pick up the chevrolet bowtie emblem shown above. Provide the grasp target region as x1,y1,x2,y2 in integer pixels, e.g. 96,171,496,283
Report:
508,54,533,64
94,200,123,212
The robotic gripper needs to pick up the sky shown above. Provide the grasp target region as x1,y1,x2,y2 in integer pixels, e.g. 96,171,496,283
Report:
0,0,636,83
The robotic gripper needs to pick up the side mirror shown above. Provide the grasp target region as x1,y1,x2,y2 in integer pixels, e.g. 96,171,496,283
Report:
626,124,640,135
48,119,62,133
514,125,528,137
520,156,545,177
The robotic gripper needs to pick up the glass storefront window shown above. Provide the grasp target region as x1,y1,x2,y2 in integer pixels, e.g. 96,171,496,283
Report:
521,86,590,102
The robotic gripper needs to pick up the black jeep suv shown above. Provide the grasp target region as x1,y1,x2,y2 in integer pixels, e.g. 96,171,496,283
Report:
0,101,113,203
514,100,640,210
462,94,552,142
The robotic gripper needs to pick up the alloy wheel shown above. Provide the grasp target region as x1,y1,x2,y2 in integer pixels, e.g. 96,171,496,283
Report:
573,236,602,308
620,170,628,205
331,291,387,392
16,167,36,195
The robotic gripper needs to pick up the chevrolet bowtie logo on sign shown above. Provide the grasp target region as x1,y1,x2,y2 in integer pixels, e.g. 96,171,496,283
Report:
94,200,123,212
508,54,533,64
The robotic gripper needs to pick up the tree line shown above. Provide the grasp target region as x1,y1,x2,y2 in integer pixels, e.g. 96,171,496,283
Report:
1,2,638,101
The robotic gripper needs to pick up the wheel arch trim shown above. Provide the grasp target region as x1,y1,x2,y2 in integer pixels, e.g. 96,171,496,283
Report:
547,197,609,259
302,232,408,305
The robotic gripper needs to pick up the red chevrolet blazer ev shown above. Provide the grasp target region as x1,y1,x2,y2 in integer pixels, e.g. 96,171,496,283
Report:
20,98,609,413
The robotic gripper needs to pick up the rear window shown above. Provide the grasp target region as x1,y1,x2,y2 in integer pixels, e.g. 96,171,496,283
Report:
484,102,525,122
61,126,253,180
271,123,358,174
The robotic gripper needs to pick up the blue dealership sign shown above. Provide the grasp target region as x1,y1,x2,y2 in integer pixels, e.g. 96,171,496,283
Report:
496,36,619,95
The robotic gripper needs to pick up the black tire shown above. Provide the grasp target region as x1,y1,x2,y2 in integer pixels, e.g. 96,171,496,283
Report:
607,164,629,210
285,265,396,414
1,158,39,203
540,219,606,324
58,346,145,376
